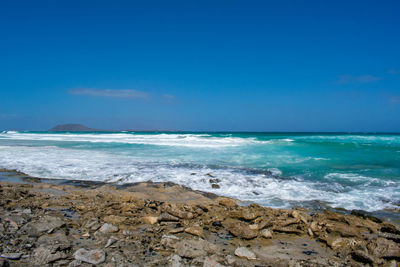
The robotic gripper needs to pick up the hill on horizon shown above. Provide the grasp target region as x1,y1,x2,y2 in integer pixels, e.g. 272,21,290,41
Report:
49,124,103,132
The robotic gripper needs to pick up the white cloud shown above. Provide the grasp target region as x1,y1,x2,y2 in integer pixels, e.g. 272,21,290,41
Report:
337,75,381,84
68,88,149,99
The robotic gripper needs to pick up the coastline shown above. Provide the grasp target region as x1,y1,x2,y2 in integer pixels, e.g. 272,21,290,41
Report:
0,170,399,266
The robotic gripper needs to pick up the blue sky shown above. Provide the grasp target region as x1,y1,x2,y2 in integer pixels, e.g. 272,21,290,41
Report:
1,0,400,131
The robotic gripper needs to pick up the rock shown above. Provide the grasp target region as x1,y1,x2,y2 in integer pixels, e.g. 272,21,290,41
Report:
142,216,158,225
367,237,400,260
226,255,236,265
234,247,256,260
163,204,194,219
67,260,82,267
351,250,374,264
26,215,64,234
84,218,101,231
325,222,359,237
169,227,185,234
32,246,68,265
37,232,71,251
105,236,118,248
222,219,258,239
159,213,180,222
216,197,237,208
1,253,22,260
175,239,217,258
161,234,180,249
103,215,126,225
230,208,261,221
203,255,226,267
185,225,203,237
99,223,119,234
170,254,183,267
211,184,220,189
73,248,106,265
260,229,272,239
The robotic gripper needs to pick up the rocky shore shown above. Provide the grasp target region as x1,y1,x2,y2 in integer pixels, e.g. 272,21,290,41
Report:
0,176,399,266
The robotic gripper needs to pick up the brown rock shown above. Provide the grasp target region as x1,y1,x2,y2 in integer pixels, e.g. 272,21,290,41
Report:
185,225,203,237
260,229,272,239
159,212,180,222
216,197,237,208
142,216,158,225
230,208,262,221
103,215,126,225
326,222,359,237
351,250,374,264
368,238,400,260
175,239,217,258
222,219,258,239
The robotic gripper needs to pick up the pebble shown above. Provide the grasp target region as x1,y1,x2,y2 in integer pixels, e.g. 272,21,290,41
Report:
234,247,257,260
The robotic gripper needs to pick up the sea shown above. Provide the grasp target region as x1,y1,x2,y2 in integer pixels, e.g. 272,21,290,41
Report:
0,131,399,213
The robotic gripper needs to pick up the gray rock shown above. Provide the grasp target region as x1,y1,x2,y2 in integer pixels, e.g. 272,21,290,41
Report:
175,239,217,259
169,254,183,267
161,234,180,249
24,216,64,234
203,255,226,267
234,247,256,260
159,212,180,222
105,236,118,248
99,223,118,234
226,255,236,265
73,248,106,265
1,253,22,260
32,246,68,265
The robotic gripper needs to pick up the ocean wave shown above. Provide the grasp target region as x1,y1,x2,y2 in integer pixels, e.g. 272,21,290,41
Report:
0,145,398,212
0,132,269,148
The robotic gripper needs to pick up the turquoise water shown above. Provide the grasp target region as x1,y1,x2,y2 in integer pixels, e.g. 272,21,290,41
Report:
0,131,399,212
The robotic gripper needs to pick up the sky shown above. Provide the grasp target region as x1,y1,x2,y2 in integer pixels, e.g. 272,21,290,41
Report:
1,0,400,132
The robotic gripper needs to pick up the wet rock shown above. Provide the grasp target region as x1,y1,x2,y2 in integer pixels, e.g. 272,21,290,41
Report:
159,212,180,222
234,247,256,260
32,246,68,265
161,234,180,249
0,253,22,260
142,216,158,225
99,223,119,234
211,184,220,189
73,248,106,265
185,225,203,237
175,239,218,258
260,229,273,239
222,219,258,239
351,250,374,264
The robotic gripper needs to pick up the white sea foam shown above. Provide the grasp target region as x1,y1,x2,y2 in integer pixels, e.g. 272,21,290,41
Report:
0,132,269,148
0,144,398,212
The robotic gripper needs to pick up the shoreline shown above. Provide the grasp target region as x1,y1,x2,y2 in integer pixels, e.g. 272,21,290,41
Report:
0,170,399,266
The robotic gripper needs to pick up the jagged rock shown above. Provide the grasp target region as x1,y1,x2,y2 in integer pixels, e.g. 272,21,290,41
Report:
105,236,118,248
159,213,180,222
222,219,258,239
169,254,183,267
25,215,64,234
73,248,106,265
230,208,261,221
216,197,237,207
142,216,158,225
351,250,374,264
161,235,180,249
260,229,272,239
234,247,256,260
1,253,22,260
326,222,359,237
203,255,226,267
367,238,400,260
163,204,194,219
32,246,68,265
99,223,119,234
185,225,203,237
175,239,217,258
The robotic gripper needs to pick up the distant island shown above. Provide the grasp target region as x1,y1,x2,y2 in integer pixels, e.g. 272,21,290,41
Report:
49,124,104,132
